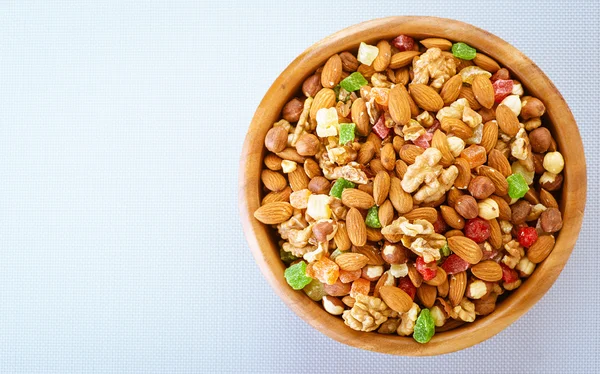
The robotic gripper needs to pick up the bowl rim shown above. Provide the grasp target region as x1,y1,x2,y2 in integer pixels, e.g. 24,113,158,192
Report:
238,16,587,356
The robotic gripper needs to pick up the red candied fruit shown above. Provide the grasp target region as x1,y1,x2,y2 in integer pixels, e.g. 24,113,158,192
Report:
415,256,437,281
492,79,514,103
372,114,390,139
441,254,470,275
500,263,519,283
433,211,448,234
398,276,416,300
517,226,538,248
464,217,491,243
391,35,415,51
413,132,433,149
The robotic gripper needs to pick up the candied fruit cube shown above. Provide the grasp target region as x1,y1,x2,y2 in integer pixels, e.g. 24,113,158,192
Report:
460,144,487,169
493,79,514,103
339,123,356,145
329,178,355,199
452,42,477,60
391,35,415,51
340,72,368,92
357,42,379,66
284,261,313,290
372,114,391,139
507,173,529,199
365,206,381,228
413,309,435,343
398,276,416,300
309,257,340,285
303,279,326,301
350,278,371,298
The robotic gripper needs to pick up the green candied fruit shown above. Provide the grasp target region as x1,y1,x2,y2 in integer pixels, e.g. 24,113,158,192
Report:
280,247,298,264
284,261,313,290
303,279,326,301
339,123,356,145
439,243,451,258
330,178,356,199
413,308,436,344
507,173,529,199
452,42,477,60
340,72,368,92
365,206,381,228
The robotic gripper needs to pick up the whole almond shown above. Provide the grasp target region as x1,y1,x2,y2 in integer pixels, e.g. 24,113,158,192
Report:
262,187,292,205
395,67,410,86
409,84,444,111
407,93,421,117
351,98,370,136
261,169,287,192
357,64,376,79
373,272,394,298
448,236,483,264
408,264,423,287
404,207,438,223
310,88,336,121
379,286,413,313
378,200,395,227
373,40,392,72
335,253,369,271
276,148,306,163
304,158,323,179
370,159,386,174
346,208,367,246
432,130,455,166
339,51,358,72
540,188,559,209
341,189,375,209
380,143,396,171
395,159,408,179
264,153,283,171
480,121,499,153
477,165,508,196
388,84,412,126
420,38,452,50
373,171,391,205
366,227,383,242
473,53,501,73
527,234,555,263
441,117,474,140
472,75,495,109
453,157,472,189
352,244,384,265
438,280,449,298
399,144,424,164
454,195,479,219
288,167,309,191
471,260,503,282
417,284,437,308
441,205,465,229
392,136,405,154
496,104,520,137
458,86,481,110
253,202,293,224
424,267,447,286
389,51,422,69
449,271,467,307
264,126,288,153
488,149,512,177
389,177,413,214
357,141,375,164
490,195,512,221
321,54,342,88
334,222,352,251
445,229,464,238
440,74,463,105
488,218,503,250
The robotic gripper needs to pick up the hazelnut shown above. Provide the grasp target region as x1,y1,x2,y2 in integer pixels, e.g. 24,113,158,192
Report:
492,68,510,81
295,133,320,156
312,220,334,242
473,293,498,316
539,172,563,191
520,97,546,120
322,280,351,296
543,151,564,174
466,280,491,300
381,243,407,264
478,198,500,220
282,98,304,123
455,195,479,219
529,127,552,153
540,207,563,233
322,295,345,315
516,257,536,277
264,126,288,153
447,187,465,208
339,51,359,72
308,176,331,194
524,117,542,131
532,153,545,174
468,176,496,199
511,200,531,224
361,265,384,281
302,74,322,97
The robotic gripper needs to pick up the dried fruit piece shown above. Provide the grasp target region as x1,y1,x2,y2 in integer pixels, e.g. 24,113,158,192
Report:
398,276,417,300
413,309,435,343
507,173,529,199
340,72,368,92
464,217,491,243
441,254,470,275
365,206,382,228
357,42,379,66
452,42,477,60
284,261,313,290
330,178,356,199
517,227,538,248
416,256,437,281
308,257,340,285
391,35,415,51
500,263,519,283
338,123,356,145
492,79,513,103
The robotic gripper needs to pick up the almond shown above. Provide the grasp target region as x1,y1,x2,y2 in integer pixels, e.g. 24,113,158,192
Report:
417,284,437,308
527,234,555,263
262,187,292,205
351,98,370,136
378,200,395,227
288,167,309,191
409,84,444,111
352,244,384,265
357,141,376,164
440,74,463,105
458,86,481,110
424,267,447,286
276,148,306,163
253,202,293,224
379,286,413,313
471,260,503,282
540,188,559,209
453,157,472,189
389,51,422,69
341,189,375,209
472,75,495,109
373,171,391,205
488,149,512,177
373,272,394,298
440,205,465,229
334,222,352,251
496,104,520,137
346,208,367,246
395,159,408,179
437,280,449,298
445,229,464,238
449,271,467,307
473,53,501,73
447,236,483,264
389,177,413,214
399,144,424,164
304,159,323,179
441,117,474,140
388,84,411,126
261,169,287,192
454,195,479,219
335,253,369,271
407,93,420,117
309,88,336,122
432,130,455,167
477,165,508,196
408,264,423,287
380,143,396,171
403,207,438,223
420,38,452,51
264,153,283,171
447,188,464,208
373,40,392,72
321,54,342,88
480,121,498,153
490,195,512,221
488,218,503,250
357,63,376,79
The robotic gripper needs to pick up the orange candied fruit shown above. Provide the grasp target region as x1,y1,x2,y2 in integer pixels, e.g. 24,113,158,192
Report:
460,144,487,169
350,278,371,298
307,257,339,285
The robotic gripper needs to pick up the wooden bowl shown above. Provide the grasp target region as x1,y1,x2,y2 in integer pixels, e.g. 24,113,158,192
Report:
238,16,586,355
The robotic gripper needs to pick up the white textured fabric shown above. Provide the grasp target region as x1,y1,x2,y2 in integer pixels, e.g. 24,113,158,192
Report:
0,1,597,372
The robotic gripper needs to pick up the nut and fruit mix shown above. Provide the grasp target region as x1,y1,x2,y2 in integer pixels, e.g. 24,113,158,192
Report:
253,35,564,343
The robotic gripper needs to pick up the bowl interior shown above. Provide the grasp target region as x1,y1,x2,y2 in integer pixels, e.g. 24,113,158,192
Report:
239,16,586,356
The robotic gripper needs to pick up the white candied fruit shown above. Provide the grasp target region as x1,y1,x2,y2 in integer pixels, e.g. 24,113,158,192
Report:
306,194,332,220
357,42,379,66
543,151,564,174
315,107,339,138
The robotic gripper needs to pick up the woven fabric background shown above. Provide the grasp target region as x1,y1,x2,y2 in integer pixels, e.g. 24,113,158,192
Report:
0,1,597,372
